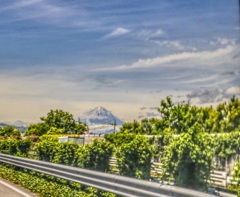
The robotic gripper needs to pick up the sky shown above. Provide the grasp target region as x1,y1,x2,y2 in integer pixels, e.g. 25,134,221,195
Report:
0,0,239,123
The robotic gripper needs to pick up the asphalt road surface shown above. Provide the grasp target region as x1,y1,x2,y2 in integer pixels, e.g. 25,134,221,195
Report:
0,178,38,197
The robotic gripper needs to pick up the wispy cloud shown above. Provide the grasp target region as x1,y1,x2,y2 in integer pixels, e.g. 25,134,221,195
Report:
187,85,240,104
187,89,223,104
210,38,236,46
96,44,238,71
138,106,160,120
0,1,239,122
225,86,240,96
0,0,42,12
138,29,165,41
140,107,158,111
103,27,130,38
92,75,125,89
88,41,239,95
0,0,101,30
155,40,185,50
2,0,69,17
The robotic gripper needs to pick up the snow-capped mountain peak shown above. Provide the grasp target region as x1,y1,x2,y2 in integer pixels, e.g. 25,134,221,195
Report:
78,107,124,125
84,107,112,118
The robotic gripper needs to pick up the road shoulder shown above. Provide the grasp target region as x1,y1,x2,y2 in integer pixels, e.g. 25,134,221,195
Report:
0,178,38,197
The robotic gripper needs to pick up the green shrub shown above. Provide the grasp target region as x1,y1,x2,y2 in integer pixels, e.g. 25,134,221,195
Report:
116,135,153,179
77,139,113,172
0,139,31,156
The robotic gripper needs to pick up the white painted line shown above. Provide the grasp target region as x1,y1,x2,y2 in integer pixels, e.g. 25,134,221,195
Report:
0,179,33,197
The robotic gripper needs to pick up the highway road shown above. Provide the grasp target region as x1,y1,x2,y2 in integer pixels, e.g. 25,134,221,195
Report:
0,178,37,197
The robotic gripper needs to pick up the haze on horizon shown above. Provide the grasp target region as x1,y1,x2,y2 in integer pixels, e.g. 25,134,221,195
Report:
0,0,239,123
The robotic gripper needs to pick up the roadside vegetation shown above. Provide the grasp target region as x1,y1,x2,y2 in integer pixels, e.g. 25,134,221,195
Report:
0,96,239,196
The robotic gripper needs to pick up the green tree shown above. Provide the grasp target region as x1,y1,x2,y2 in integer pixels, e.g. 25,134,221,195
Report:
0,126,21,137
120,120,142,134
215,96,240,132
116,135,153,179
214,131,240,166
198,106,220,133
0,138,31,156
157,97,203,134
104,133,136,146
140,118,154,134
40,109,86,134
46,127,64,135
230,162,240,195
161,130,214,191
78,139,113,172
119,96,240,135
24,122,49,136
25,109,86,136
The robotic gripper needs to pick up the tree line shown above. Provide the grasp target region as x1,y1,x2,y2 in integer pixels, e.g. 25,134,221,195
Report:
120,96,240,135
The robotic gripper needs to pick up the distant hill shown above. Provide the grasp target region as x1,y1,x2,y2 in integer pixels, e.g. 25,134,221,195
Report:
77,107,124,126
0,120,28,134
3,120,29,127
0,122,9,128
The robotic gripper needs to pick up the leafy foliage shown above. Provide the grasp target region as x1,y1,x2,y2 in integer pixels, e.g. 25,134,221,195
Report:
0,126,21,137
0,164,117,197
25,109,87,136
217,96,240,132
161,131,214,191
120,120,142,134
51,142,80,166
24,122,50,136
229,162,240,196
104,133,136,146
78,139,113,172
0,138,31,156
35,140,57,162
116,135,153,179
1,97,240,193
35,139,113,172
120,96,240,135
39,134,59,142
115,96,240,191
214,131,240,168
40,109,86,134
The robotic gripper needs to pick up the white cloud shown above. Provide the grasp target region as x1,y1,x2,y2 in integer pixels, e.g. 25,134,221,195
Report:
138,29,165,41
0,1,93,29
6,0,67,17
155,40,185,50
14,0,42,7
224,86,240,95
187,89,223,104
210,38,236,46
186,85,240,104
218,38,229,45
0,0,42,12
97,44,237,71
168,41,185,50
104,27,130,38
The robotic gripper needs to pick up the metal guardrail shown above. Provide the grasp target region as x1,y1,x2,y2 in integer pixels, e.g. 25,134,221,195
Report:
0,153,217,197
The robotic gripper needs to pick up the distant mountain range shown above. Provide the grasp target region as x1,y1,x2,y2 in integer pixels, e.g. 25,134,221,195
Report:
77,107,124,125
0,107,124,135
0,122,9,128
0,120,28,134
0,120,29,127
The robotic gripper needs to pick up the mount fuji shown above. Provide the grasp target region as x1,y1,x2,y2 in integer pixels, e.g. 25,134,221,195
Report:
78,107,124,126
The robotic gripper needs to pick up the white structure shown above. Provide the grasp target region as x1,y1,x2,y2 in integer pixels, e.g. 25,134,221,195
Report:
58,136,85,145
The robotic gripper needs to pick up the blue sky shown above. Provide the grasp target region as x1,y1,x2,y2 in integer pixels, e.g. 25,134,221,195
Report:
0,0,239,122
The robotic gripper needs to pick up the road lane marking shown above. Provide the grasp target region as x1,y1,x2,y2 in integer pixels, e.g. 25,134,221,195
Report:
0,179,33,197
